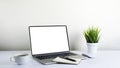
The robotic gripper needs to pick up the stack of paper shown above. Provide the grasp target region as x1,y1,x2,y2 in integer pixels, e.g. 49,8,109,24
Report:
52,55,85,65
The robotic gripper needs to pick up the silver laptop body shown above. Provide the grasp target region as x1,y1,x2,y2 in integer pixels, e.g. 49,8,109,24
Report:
29,25,76,65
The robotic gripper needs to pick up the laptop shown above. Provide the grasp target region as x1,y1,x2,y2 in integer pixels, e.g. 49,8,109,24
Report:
29,25,77,65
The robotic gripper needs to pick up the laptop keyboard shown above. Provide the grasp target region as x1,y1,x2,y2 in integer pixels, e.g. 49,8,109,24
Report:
36,52,76,60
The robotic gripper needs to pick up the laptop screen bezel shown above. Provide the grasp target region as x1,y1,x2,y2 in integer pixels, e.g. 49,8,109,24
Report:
28,25,71,56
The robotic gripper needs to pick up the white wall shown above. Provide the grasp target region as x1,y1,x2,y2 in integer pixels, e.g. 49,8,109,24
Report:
0,0,120,51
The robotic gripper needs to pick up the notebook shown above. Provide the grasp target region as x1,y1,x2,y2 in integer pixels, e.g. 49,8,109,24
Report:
53,55,85,64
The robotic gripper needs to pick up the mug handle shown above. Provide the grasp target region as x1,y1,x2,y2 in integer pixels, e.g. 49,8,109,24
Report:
10,57,15,62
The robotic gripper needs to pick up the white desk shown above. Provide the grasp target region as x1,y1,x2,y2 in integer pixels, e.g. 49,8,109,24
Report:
0,51,120,68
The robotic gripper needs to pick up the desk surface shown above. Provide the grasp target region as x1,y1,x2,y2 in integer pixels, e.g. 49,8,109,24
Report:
0,51,120,68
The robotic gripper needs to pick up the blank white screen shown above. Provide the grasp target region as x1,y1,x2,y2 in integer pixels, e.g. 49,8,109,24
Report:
30,26,69,55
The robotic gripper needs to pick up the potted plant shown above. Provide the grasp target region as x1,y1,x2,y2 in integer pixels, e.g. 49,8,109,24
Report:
84,26,100,57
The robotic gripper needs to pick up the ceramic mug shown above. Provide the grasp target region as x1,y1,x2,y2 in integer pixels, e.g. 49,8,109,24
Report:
10,53,30,65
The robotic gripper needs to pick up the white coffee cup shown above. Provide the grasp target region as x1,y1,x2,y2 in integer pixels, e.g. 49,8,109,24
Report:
10,53,30,65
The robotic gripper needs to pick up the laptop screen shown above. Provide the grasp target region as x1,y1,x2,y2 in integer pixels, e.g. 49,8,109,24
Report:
29,25,70,55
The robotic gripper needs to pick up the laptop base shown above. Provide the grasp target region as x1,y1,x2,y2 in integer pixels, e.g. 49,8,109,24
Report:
33,52,78,65
33,57,56,65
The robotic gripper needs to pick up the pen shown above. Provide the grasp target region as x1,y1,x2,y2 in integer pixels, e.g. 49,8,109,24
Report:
82,54,92,58
64,57,76,62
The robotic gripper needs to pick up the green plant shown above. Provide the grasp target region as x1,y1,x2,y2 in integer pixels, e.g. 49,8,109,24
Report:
84,26,100,43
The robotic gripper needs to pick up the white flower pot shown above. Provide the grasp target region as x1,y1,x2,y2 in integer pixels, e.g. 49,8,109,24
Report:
87,43,98,58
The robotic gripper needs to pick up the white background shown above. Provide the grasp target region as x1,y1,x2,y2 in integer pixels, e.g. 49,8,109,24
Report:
0,0,120,51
